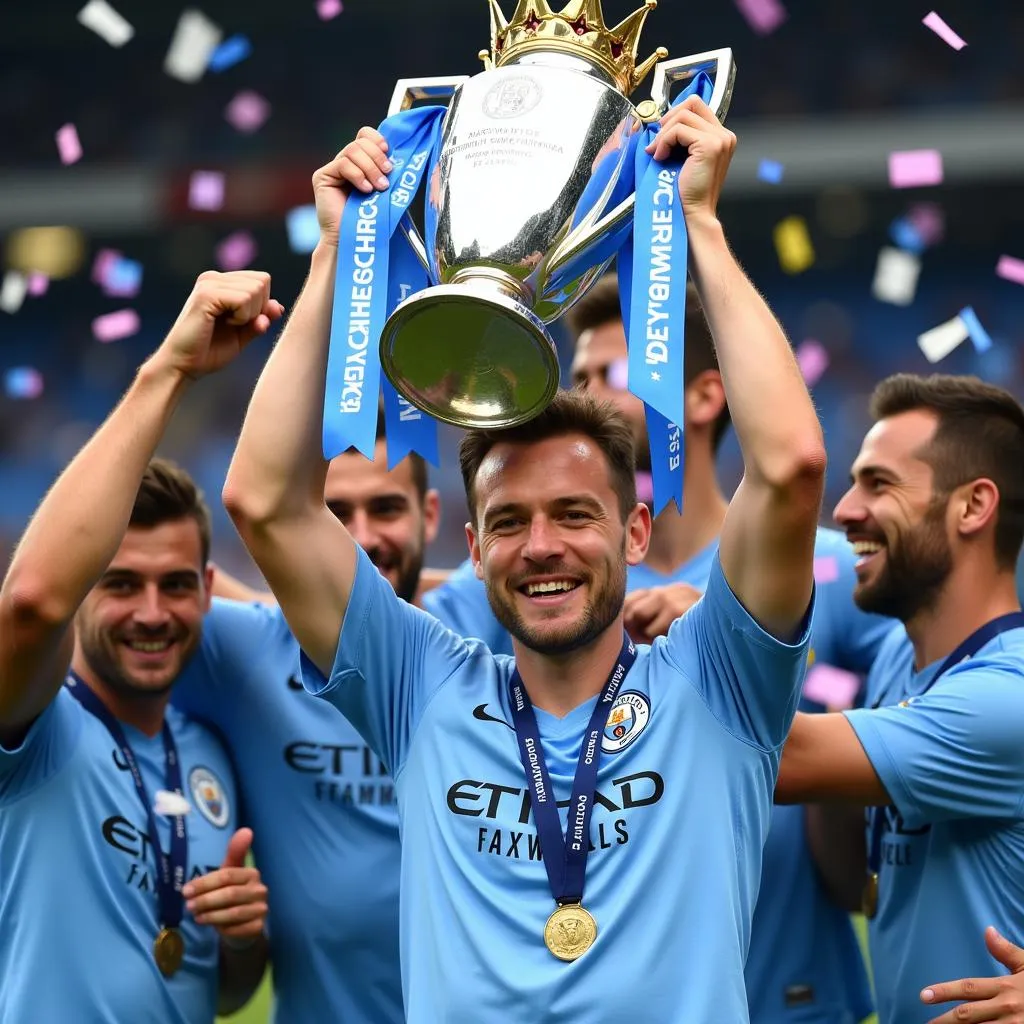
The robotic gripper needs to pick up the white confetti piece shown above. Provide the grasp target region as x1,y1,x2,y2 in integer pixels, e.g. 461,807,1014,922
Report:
77,0,134,47
0,271,28,314
55,123,83,165
922,11,967,50
153,790,192,817
164,9,223,83
871,247,921,306
918,315,969,363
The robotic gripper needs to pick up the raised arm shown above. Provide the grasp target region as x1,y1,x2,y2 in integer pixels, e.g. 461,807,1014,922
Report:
652,96,826,639
0,272,282,746
223,129,393,675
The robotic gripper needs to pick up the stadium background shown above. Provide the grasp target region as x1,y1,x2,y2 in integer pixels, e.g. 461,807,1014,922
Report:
0,0,1021,1020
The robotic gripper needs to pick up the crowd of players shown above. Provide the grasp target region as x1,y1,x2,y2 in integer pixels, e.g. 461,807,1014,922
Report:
3,98,1024,1024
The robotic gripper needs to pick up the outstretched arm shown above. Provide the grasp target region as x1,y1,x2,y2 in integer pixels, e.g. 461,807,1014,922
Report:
223,129,394,675
652,97,825,639
0,272,282,747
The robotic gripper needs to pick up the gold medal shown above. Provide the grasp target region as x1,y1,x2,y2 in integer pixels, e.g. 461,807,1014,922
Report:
543,904,597,962
153,927,185,977
861,873,879,920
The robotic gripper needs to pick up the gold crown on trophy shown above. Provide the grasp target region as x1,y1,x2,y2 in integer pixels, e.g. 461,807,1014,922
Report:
482,0,668,95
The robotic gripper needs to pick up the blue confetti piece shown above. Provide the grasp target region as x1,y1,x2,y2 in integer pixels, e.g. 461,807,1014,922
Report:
757,158,784,184
4,367,44,399
286,205,321,254
960,306,993,352
208,34,252,72
889,216,926,255
105,257,143,296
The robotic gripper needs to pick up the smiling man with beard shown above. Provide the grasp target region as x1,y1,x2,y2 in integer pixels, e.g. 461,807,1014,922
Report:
777,373,1024,1024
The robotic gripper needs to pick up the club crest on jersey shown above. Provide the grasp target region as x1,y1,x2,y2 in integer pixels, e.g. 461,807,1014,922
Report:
602,691,650,753
188,766,230,828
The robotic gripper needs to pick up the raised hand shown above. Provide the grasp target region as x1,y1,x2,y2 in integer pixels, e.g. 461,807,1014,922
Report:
157,271,284,381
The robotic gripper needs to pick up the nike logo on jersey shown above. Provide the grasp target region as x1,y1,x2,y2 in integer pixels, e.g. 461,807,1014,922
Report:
287,675,304,691
472,704,513,730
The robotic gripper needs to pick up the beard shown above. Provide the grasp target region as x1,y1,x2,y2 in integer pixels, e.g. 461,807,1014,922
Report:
367,531,424,605
484,541,628,656
854,500,952,622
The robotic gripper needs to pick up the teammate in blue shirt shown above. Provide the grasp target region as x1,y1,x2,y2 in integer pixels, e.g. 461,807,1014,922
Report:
777,373,1024,1024
224,104,827,1022
429,272,892,1023
0,271,281,1023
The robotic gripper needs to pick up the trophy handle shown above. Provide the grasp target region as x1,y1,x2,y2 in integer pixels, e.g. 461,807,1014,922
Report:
388,76,470,271
545,49,737,283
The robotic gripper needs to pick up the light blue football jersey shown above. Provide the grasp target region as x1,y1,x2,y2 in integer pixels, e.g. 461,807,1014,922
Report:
301,544,812,1023
172,598,403,1024
423,558,514,655
431,527,891,1023
0,687,237,1024
846,623,1024,1024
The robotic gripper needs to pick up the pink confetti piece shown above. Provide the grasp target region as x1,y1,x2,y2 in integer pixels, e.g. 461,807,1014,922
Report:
812,555,839,584
316,0,343,19
224,90,271,133
996,255,1024,287
189,170,226,211
55,123,83,165
888,149,943,189
795,339,829,387
216,231,257,271
27,272,49,297
803,663,861,710
734,0,786,35
922,11,967,50
91,248,121,285
906,202,945,247
92,309,140,343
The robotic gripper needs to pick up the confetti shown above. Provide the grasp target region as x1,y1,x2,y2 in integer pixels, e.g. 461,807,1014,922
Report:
607,356,629,392
888,149,944,189
189,170,226,211
906,202,945,247
55,124,83,165
918,314,969,363
733,0,786,35
634,470,653,506
207,33,251,72
92,309,140,342
225,90,271,133
0,272,28,314
91,248,121,285
773,216,815,274
812,555,839,584
889,217,925,255
77,0,134,47
757,159,784,185
164,9,223,83
102,257,143,298
216,231,257,271
316,0,344,19
803,663,861,710
795,339,829,387
3,367,45,400
27,272,49,297
871,247,921,306
959,307,992,353
996,255,1024,287
922,11,967,50
285,204,321,253
153,790,192,817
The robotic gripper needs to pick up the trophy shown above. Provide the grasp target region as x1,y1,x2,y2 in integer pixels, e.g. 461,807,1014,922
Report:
379,0,736,429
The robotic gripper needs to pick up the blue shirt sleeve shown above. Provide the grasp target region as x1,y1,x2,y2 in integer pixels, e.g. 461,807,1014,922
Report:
300,546,479,776
422,559,514,656
660,552,813,750
844,662,1024,827
0,688,82,801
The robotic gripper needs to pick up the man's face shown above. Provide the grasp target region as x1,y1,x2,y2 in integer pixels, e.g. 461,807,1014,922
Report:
834,409,953,622
326,443,439,603
571,321,649,469
467,433,649,655
76,520,212,698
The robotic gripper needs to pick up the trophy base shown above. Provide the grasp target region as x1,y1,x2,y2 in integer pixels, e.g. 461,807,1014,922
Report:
380,283,560,430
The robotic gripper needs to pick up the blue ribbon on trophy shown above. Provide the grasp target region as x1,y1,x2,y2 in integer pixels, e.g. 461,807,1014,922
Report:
324,107,445,464
618,70,714,515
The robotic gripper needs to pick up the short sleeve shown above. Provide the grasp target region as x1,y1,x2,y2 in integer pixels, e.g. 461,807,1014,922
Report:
844,664,1024,826
300,546,477,776
423,560,513,656
661,552,813,750
0,688,82,802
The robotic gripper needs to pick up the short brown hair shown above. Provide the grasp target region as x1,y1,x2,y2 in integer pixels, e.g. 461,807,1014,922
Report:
870,373,1024,569
132,459,212,566
458,390,638,524
566,274,732,449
